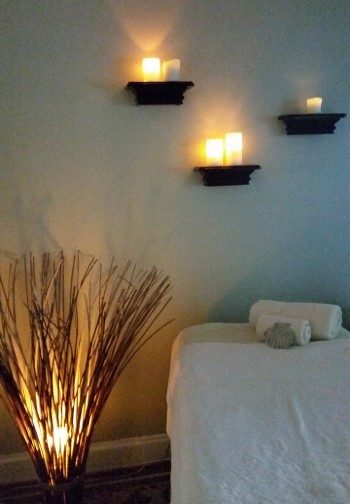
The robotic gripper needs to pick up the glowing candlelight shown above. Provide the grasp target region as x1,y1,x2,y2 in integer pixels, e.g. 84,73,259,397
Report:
206,139,224,166
225,132,243,165
307,97,322,114
142,58,161,82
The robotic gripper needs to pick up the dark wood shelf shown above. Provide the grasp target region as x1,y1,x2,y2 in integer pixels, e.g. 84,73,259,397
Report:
125,81,194,105
194,165,261,186
278,113,346,135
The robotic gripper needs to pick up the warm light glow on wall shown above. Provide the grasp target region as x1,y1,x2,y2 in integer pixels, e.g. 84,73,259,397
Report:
142,58,161,81
206,139,224,166
109,1,185,53
225,132,243,165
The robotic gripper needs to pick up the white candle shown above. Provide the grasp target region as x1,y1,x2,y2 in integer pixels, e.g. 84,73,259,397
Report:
225,132,243,165
307,97,322,114
206,139,224,166
142,58,161,82
162,59,181,81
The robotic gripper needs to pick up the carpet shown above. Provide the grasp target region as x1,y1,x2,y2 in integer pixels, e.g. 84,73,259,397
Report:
0,461,170,503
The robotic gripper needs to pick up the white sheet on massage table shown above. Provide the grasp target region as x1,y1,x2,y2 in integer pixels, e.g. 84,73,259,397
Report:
166,323,350,504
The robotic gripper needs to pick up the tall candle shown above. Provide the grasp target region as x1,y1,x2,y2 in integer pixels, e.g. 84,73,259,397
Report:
307,97,322,114
206,139,224,166
225,132,243,165
142,58,161,82
162,59,181,81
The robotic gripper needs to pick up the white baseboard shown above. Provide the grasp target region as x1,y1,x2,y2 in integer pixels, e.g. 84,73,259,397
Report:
0,433,170,485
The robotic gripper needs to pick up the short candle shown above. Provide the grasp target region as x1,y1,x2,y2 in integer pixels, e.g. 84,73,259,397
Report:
142,58,161,82
307,97,322,114
225,132,243,165
206,139,224,166
162,59,181,81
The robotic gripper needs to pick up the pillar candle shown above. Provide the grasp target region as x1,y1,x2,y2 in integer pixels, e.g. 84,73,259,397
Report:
142,58,161,82
162,59,181,81
206,139,224,166
225,132,243,165
307,97,322,113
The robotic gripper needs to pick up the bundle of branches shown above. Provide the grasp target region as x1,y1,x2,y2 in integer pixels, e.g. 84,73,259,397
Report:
0,252,171,486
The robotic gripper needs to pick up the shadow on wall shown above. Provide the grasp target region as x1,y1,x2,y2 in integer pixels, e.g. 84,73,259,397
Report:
101,161,175,265
0,190,61,257
207,269,347,326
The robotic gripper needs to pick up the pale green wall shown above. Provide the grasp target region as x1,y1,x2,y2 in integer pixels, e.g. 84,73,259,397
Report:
1,0,350,454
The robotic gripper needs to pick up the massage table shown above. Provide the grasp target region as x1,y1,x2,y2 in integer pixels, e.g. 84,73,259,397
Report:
167,322,350,503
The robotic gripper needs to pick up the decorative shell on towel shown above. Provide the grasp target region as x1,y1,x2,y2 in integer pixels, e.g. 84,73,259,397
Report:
264,323,296,349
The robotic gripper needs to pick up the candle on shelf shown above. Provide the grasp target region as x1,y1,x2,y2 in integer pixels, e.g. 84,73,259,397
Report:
225,132,243,165
206,139,224,166
142,58,161,82
162,59,181,81
307,97,322,114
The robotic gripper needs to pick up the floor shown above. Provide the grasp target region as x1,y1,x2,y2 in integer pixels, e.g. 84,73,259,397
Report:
0,461,171,503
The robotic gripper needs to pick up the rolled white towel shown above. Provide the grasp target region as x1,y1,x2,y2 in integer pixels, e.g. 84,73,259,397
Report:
256,314,311,346
249,300,342,340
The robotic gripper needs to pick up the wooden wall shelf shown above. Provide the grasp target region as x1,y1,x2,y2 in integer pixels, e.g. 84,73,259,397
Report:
194,166,261,186
125,81,194,105
278,113,346,135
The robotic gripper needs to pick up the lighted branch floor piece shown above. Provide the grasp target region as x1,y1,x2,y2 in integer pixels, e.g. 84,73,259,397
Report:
0,252,171,504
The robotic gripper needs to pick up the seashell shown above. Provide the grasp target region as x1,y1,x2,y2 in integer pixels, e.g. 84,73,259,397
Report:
264,323,296,349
